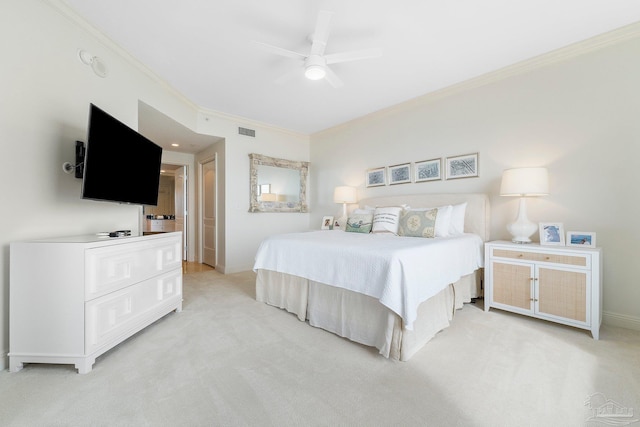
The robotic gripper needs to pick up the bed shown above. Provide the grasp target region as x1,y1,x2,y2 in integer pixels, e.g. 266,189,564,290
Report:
253,193,490,361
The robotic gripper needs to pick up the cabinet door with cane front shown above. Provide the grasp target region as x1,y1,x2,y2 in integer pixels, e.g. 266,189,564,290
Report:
491,261,534,314
536,266,589,325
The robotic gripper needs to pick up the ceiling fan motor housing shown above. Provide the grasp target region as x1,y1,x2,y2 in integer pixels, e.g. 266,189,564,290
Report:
304,55,327,80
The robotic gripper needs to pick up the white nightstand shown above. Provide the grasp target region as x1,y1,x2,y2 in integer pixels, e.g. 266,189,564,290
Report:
484,240,602,339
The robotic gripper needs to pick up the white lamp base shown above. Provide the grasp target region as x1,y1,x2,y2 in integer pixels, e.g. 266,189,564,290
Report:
507,198,537,243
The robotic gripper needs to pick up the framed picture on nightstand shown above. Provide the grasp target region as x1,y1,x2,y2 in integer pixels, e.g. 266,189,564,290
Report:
539,222,565,245
566,231,596,247
321,216,334,230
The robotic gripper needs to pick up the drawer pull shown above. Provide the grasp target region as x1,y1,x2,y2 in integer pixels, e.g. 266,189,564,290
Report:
518,254,523,258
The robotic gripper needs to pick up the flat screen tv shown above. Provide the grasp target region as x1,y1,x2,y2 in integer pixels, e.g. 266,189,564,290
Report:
82,104,162,206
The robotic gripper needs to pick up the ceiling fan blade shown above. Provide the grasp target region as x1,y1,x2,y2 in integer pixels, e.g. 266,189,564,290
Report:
323,66,344,88
325,48,382,65
252,41,306,60
310,10,333,56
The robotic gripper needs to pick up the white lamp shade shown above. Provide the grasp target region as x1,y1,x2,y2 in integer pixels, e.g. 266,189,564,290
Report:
333,186,357,204
500,167,549,196
261,193,277,202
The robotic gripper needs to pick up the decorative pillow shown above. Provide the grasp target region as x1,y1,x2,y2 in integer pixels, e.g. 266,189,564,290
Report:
434,205,453,237
398,208,438,238
401,205,451,237
345,214,373,233
372,206,403,235
449,202,467,235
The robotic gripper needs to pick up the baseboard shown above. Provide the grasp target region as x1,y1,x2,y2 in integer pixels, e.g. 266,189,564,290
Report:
603,311,640,332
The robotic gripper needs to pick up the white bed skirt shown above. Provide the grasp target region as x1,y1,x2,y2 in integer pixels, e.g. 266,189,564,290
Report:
256,269,482,361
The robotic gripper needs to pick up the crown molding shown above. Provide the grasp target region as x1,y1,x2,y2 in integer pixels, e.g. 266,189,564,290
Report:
44,1,640,139
45,0,199,112
45,0,308,140
314,21,640,137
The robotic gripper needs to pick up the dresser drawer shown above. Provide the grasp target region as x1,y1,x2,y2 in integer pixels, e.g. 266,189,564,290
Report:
85,236,181,300
85,268,182,354
491,248,588,268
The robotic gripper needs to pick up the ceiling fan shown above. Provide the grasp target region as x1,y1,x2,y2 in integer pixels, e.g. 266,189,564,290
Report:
253,10,382,88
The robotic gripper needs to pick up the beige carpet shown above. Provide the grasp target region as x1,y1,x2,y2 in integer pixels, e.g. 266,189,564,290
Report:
1,269,639,426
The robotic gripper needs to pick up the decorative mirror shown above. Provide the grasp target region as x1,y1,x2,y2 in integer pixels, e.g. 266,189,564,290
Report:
249,153,309,213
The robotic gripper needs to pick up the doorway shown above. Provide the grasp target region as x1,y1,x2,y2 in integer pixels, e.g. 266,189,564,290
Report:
201,157,216,267
143,163,188,260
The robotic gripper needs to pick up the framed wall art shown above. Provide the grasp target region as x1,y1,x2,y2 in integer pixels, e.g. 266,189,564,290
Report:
388,163,411,185
445,153,478,180
414,158,442,182
366,167,386,187
566,231,596,247
539,222,565,246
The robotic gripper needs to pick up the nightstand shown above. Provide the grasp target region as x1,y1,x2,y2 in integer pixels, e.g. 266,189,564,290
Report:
484,240,602,339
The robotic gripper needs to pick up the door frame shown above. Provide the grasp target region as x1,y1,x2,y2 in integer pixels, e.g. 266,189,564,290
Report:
141,161,191,261
199,155,217,268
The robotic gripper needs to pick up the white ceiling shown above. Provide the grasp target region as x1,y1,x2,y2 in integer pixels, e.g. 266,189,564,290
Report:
62,0,640,141
138,101,222,154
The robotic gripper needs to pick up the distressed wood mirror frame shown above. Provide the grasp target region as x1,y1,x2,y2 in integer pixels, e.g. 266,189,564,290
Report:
249,153,309,213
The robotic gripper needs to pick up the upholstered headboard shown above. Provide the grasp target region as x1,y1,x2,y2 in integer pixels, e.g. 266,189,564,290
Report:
358,193,491,242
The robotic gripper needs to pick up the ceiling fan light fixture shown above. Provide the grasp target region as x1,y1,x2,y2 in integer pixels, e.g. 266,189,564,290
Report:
304,65,326,80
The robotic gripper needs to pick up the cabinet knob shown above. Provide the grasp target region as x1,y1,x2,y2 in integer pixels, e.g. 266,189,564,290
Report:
518,254,523,258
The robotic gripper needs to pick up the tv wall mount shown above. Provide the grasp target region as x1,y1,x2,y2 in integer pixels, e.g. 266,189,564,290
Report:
62,140,85,179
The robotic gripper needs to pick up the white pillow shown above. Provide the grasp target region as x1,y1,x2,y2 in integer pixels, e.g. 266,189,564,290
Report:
353,207,375,215
405,205,452,237
434,205,453,237
371,206,403,235
449,202,467,235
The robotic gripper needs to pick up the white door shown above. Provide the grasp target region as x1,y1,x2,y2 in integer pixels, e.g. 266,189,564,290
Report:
174,166,187,260
202,159,216,267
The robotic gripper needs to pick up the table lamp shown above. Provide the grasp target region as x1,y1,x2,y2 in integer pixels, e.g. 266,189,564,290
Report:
500,167,549,243
333,186,357,224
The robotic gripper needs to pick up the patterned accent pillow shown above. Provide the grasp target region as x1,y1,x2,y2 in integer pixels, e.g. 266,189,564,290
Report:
345,214,373,233
398,208,438,238
372,206,403,235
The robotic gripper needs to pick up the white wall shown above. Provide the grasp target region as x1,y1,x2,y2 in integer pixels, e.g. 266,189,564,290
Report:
196,112,310,273
310,34,640,330
0,0,204,368
0,0,309,368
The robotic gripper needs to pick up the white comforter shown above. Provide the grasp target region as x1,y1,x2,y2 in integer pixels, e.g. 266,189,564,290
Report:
253,230,484,329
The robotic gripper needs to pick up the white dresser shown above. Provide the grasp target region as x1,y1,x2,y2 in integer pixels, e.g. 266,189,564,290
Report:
9,232,183,373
